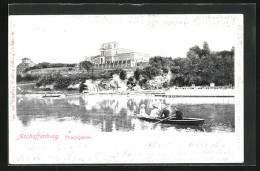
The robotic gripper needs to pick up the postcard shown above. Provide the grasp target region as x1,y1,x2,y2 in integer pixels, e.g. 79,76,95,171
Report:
9,13,244,164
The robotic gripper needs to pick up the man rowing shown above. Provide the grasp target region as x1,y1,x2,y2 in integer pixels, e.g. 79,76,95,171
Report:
172,106,184,120
159,105,184,120
160,103,170,119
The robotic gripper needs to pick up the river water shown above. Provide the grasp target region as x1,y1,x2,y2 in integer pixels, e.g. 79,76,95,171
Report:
16,94,235,133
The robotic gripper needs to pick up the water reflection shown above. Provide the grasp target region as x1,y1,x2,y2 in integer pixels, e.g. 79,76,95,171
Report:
17,95,235,132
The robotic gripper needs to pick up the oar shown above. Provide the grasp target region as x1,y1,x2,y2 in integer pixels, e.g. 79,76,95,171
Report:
154,117,171,124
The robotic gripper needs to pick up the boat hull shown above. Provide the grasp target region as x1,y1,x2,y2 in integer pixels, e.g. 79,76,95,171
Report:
42,95,61,97
137,116,204,126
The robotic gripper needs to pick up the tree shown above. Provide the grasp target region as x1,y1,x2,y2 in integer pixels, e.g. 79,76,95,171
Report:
81,61,94,72
201,41,210,57
170,75,184,87
186,42,210,59
162,82,169,88
38,62,51,68
142,66,161,79
134,68,142,81
139,78,148,89
170,66,180,74
79,81,87,93
119,70,127,80
17,74,22,82
187,45,201,58
127,76,136,88
149,56,175,70
162,67,169,74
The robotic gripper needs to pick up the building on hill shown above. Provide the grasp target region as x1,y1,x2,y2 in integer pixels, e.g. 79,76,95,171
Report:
17,58,35,73
82,42,150,70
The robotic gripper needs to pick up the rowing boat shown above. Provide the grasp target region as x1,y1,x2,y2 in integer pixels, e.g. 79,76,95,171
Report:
42,94,61,98
136,115,204,126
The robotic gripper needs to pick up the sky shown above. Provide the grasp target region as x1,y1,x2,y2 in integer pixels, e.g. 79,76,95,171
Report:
9,14,240,65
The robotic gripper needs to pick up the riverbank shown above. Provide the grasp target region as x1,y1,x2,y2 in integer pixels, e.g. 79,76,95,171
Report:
17,83,234,97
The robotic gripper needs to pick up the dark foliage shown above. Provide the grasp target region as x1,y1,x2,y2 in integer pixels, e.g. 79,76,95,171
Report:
162,82,169,88
80,61,94,72
141,66,161,79
24,63,77,72
127,76,136,87
162,67,169,74
119,70,127,80
79,81,87,93
17,74,39,82
134,68,142,81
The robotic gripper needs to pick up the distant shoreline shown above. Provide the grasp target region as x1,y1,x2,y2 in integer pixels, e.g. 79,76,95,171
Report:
16,86,235,97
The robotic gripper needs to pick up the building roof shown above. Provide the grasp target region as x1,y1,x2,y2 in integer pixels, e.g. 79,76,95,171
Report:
22,57,31,60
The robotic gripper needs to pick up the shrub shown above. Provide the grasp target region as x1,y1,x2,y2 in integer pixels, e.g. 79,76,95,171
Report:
17,74,22,82
127,76,135,86
54,76,73,90
139,78,147,87
170,67,180,74
22,74,38,82
119,70,127,80
142,66,161,79
162,67,169,74
162,82,169,88
134,68,142,80
170,76,184,87
79,81,87,93
110,69,122,75
36,72,62,87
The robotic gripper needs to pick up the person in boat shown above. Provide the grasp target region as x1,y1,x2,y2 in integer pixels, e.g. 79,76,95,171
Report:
150,104,160,118
139,104,148,116
160,103,170,119
172,106,184,120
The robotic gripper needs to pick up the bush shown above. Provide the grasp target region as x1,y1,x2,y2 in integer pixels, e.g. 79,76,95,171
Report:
162,67,169,74
127,76,135,86
22,74,38,82
139,78,148,88
119,70,127,80
162,82,169,88
36,72,62,87
111,69,122,75
170,76,184,87
17,74,22,82
90,75,97,80
142,66,161,79
170,67,180,74
134,68,142,80
79,81,87,93
23,63,78,72
54,76,73,90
